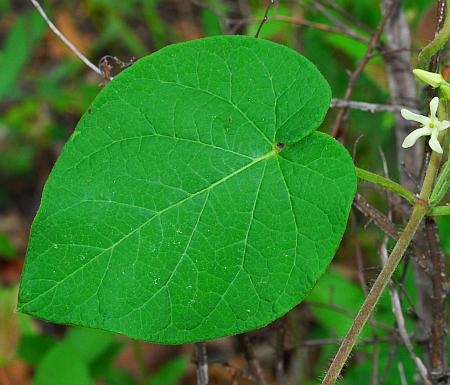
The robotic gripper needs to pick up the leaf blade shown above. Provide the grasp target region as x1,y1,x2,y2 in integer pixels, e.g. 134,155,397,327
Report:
18,36,355,344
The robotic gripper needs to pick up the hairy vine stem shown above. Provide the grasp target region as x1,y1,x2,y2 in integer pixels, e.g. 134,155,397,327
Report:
321,143,443,385
322,5,450,379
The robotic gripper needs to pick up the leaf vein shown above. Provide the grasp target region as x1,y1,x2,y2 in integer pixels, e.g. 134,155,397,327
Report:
19,151,276,310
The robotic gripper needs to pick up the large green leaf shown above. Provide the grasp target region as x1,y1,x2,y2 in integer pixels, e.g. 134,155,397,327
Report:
18,36,355,344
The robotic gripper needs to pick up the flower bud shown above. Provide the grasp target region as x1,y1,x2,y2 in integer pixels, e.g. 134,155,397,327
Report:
413,69,445,88
440,82,450,100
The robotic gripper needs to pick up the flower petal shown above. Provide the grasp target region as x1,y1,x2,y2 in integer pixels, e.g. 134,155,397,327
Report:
400,109,430,125
438,120,450,131
402,127,431,148
429,130,443,153
429,97,439,119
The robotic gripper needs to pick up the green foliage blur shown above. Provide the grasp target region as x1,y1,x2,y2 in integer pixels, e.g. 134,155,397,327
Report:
0,0,447,385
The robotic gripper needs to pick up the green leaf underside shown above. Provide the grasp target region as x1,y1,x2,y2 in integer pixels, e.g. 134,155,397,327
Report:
18,36,355,344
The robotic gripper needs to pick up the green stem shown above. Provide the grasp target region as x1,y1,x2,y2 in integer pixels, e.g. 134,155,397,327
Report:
322,3,450,383
430,161,449,205
356,167,415,203
321,136,444,385
430,205,450,216
321,206,427,385
418,0,450,69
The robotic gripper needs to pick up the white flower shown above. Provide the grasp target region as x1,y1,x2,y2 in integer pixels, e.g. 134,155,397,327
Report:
400,97,449,154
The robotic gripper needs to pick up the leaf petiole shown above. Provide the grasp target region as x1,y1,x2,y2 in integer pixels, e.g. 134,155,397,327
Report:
430,205,450,216
355,167,415,203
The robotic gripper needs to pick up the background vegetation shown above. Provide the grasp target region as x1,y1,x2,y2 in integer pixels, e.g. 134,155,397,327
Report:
0,0,448,384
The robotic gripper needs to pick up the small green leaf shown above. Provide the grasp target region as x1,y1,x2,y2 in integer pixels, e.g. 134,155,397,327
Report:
18,335,56,366
64,327,116,364
18,36,355,344
33,343,91,385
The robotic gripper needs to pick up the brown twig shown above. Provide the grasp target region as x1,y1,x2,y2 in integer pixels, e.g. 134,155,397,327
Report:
312,1,370,44
424,217,448,384
381,0,421,192
237,334,269,385
269,15,368,43
298,334,424,348
274,319,287,385
228,15,370,44
353,192,431,273
317,0,375,35
353,193,399,240
352,214,370,297
306,300,395,332
331,0,397,138
29,0,102,76
330,99,420,113
372,335,380,385
255,0,277,38
397,280,422,320
379,344,399,385
195,343,209,385
370,47,415,59
423,3,449,383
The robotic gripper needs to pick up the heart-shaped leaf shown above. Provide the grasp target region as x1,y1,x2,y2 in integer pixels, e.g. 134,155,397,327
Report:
18,36,356,343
